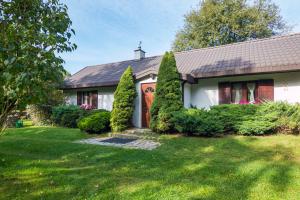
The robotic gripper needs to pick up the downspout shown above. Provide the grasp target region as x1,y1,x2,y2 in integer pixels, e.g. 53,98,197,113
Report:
181,80,186,104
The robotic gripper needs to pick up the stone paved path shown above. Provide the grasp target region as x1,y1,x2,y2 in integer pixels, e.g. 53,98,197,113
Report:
75,137,160,150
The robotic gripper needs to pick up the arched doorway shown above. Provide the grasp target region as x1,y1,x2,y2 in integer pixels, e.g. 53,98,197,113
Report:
141,83,156,128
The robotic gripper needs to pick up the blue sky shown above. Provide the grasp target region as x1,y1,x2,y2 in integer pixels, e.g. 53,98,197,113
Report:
61,0,300,74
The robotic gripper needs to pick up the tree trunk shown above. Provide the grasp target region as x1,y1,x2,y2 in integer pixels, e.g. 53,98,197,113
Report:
0,100,16,135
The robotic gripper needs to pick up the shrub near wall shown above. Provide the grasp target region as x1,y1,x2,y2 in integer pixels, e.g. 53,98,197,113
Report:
110,66,136,132
209,104,258,133
238,102,300,135
77,111,111,133
172,102,300,136
172,108,224,137
51,105,85,128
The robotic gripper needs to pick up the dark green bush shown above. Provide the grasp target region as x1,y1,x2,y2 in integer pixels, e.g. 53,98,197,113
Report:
172,108,224,137
236,102,300,135
237,120,276,135
78,111,111,133
172,102,300,136
51,105,85,128
209,104,258,133
150,52,183,132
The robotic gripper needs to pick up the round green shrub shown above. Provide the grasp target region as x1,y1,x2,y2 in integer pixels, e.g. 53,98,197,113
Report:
51,105,85,128
172,108,224,137
78,111,111,133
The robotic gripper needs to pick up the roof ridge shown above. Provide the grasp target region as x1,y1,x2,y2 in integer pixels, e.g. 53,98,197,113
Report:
85,55,162,68
174,32,300,55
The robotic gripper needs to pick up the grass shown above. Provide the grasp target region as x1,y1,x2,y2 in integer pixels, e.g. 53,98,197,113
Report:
0,127,300,200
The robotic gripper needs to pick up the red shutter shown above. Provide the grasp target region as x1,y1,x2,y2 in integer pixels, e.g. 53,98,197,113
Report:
256,79,274,103
77,91,83,105
219,82,231,104
91,91,98,109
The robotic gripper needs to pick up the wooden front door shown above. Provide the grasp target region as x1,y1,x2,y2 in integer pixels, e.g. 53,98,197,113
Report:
141,83,156,128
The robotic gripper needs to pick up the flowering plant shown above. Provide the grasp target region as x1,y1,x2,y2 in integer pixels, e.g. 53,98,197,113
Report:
239,100,249,105
80,104,93,110
239,100,260,104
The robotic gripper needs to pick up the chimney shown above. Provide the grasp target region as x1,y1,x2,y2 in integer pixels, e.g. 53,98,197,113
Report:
134,41,145,60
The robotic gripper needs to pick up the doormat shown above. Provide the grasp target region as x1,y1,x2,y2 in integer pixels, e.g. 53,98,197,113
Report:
101,137,137,144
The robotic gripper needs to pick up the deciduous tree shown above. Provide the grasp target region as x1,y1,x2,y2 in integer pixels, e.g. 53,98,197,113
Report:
173,0,289,51
0,0,76,133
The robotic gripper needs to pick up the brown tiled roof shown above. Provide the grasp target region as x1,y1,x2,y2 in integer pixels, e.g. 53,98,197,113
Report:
63,33,300,89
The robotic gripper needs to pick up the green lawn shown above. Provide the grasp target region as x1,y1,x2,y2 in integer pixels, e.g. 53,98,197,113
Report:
0,127,299,200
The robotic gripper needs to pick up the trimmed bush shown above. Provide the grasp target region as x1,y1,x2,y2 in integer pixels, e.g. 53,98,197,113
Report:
78,111,111,133
150,52,183,132
110,66,137,132
237,120,276,135
51,105,85,128
172,108,224,137
172,102,300,136
209,104,258,133
237,102,300,135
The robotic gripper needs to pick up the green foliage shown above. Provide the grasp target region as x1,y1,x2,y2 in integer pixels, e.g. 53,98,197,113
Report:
51,105,85,128
209,104,258,133
172,102,300,136
237,102,300,135
110,66,137,132
150,52,183,132
172,0,289,51
172,108,224,136
26,90,66,126
0,0,76,131
237,120,276,135
77,111,111,134
26,105,53,126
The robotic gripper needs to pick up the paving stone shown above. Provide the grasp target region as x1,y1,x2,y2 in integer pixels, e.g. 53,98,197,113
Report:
75,137,160,150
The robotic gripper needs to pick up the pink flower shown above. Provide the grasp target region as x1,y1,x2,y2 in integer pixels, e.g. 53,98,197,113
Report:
239,100,249,105
80,104,93,110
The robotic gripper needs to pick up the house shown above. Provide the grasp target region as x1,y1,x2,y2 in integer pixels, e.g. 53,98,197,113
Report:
62,33,300,128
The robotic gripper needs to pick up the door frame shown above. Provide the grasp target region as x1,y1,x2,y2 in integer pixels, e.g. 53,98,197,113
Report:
140,82,156,128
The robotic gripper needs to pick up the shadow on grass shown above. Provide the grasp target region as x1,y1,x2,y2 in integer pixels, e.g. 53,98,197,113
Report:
0,128,299,200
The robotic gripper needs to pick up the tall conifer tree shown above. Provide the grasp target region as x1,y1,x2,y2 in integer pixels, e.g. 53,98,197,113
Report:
111,66,137,132
150,52,183,132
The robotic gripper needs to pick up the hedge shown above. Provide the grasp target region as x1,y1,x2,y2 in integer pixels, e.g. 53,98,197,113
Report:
77,110,111,133
172,102,300,136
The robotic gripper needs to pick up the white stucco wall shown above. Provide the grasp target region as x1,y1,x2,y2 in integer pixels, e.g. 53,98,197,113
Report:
183,83,192,108
189,72,300,109
98,87,115,111
133,76,157,128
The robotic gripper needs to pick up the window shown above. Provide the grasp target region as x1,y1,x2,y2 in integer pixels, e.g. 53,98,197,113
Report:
144,87,155,93
231,81,256,104
219,79,274,105
77,91,98,109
